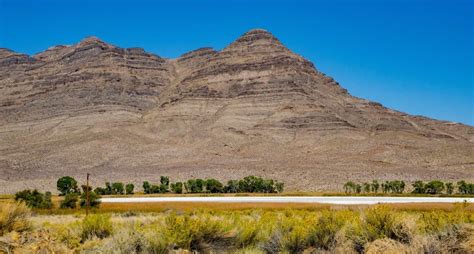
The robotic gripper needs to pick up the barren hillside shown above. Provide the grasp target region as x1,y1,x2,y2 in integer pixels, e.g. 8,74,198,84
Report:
1,29,473,193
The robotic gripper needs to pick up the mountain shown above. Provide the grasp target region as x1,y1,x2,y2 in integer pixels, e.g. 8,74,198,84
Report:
0,29,473,193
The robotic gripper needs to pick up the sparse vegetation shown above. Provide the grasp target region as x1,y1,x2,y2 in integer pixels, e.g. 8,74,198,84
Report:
1,203,472,253
81,214,113,240
0,202,31,236
60,193,79,209
14,189,53,209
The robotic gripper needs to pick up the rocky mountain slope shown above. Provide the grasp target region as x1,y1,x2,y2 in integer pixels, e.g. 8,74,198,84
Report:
1,29,473,193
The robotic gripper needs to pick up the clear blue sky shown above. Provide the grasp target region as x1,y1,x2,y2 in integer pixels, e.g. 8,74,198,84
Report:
1,0,473,125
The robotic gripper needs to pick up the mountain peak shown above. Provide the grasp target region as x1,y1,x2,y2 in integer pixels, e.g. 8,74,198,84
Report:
77,36,110,48
223,28,286,52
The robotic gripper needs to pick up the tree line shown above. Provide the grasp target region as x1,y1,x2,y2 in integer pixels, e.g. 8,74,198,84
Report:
142,175,284,194
14,175,284,209
343,180,474,195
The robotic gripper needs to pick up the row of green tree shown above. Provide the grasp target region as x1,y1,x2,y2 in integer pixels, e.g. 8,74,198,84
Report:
142,175,284,194
15,176,102,209
15,175,285,209
412,180,473,195
344,180,406,194
343,180,474,195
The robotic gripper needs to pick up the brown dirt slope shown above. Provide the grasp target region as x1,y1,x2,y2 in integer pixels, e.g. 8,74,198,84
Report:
0,29,473,193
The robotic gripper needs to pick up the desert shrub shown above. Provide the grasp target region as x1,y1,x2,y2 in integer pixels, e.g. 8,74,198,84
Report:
125,183,134,195
171,182,183,194
81,214,113,240
60,193,79,209
424,180,445,194
164,213,233,252
307,210,349,250
0,202,31,235
365,238,409,254
57,176,80,196
280,225,309,253
14,189,52,209
417,205,470,235
48,220,82,249
205,178,224,193
261,229,283,254
99,223,149,254
232,247,266,254
235,218,261,247
351,205,413,251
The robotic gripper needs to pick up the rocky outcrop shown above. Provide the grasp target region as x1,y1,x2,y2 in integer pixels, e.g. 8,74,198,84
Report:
0,29,472,193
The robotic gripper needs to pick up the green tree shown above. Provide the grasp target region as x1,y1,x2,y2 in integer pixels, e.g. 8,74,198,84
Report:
371,180,380,193
94,187,107,195
343,181,357,194
14,189,52,209
60,193,79,209
195,179,205,192
171,182,183,194
143,181,151,194
424,180,445,194
150,184,161,194
275,182,284,193
390,180,405,194
225,180,240,193
412,181,425,194
125,183,134,195
57,176,80,196
160,176,170,187
445,183,454,195
205,179,224,193
105,182,113,194
363,183,371,193
111,182,124,195
457,181,473,194
80,191,101,208
262,179,276,193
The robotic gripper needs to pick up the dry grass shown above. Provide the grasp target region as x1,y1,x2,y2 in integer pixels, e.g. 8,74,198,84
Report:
0,202,31,235
1,204,473,253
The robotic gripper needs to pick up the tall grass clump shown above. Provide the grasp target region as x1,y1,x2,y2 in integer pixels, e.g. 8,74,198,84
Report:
81,214,113,241
164,212,234,252
350,205,415,252
307,210,356,250
0,202,31,235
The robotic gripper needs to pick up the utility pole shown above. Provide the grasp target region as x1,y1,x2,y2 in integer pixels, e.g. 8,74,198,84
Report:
86,173,90,216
